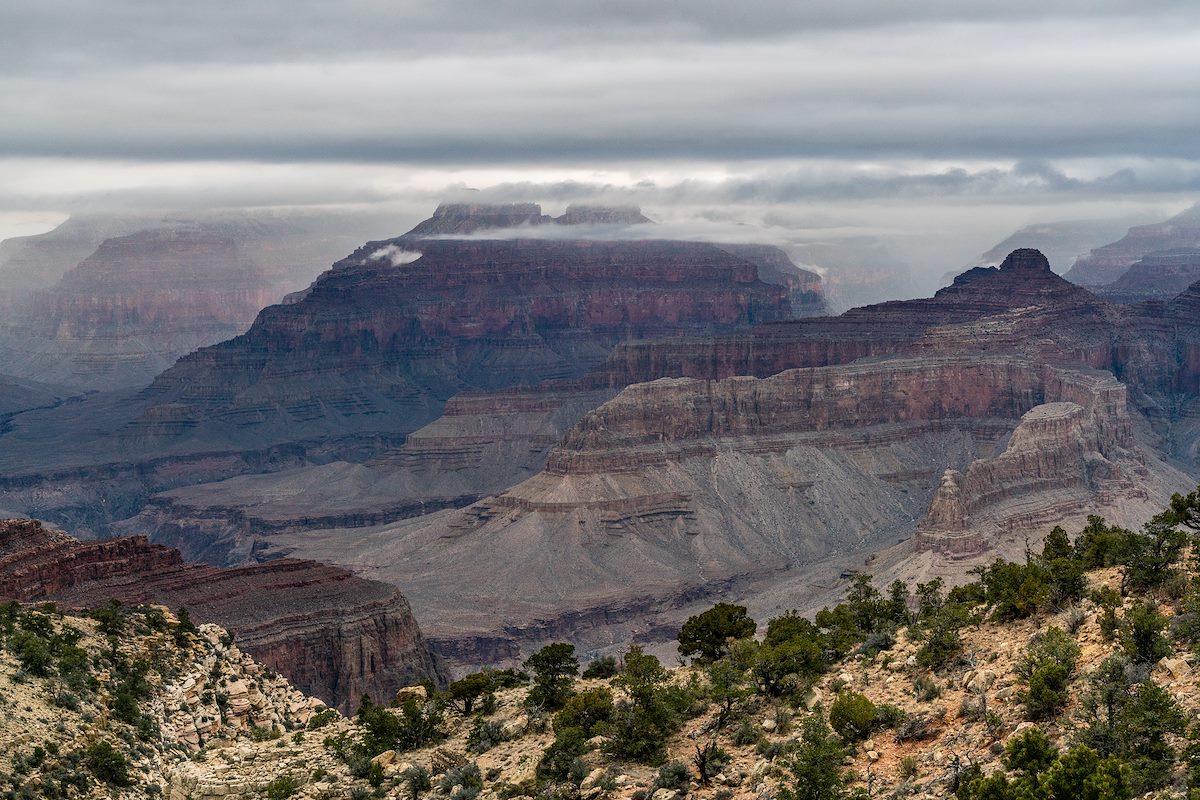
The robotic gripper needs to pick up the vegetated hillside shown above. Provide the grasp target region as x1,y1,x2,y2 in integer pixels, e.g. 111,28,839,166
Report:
9,488,1199,798
0,602,339,798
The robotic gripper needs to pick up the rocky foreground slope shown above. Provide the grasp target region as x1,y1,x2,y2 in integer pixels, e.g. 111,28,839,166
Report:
0,518,445,711
6,505,1199,800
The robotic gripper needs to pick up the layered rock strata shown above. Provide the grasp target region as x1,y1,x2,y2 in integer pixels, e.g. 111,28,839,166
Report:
1093,249,1200,304
0,518,445,711
262,355,1157,669
122,386,612,565
0,213,397,390
0,214,151,310
1063,202,1200,286
130,237,792,450
913,373,1140,557
596,249,1117,386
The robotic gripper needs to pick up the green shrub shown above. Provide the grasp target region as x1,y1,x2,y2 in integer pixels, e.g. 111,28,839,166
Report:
776,715,855,800
678,603,757,663
356,696,445,757
401,765,432,800
447,672,495,716
265,775,302,799
605,647,688,765
731,721,763,747
828,690,876,742
524,643,579,711
466,718,506,754
538,726,588,780
1119,600,1171,665
307,708,340,730
553,687,614,738
83,741,133,787
1022,662,1071,720
652,760,691,793
582,656,620,679
439,762,483,800
1002,726,1057,777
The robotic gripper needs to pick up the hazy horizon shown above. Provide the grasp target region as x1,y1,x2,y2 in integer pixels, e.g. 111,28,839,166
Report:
3,1,1199,283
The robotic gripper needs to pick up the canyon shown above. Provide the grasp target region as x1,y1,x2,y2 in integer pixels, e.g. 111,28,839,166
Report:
122,248,1196,670
4,202,1200,678
1062,201,1200,287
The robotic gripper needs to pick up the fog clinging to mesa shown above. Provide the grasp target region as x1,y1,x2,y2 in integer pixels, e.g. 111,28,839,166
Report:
2,0,1198,289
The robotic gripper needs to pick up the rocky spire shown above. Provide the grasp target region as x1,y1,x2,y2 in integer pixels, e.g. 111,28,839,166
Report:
999,248,1052,273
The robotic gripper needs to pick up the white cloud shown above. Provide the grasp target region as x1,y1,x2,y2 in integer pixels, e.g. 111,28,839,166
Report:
369,244,423,266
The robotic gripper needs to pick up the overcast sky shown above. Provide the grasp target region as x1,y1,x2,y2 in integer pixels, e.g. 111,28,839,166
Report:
2,0,1199,275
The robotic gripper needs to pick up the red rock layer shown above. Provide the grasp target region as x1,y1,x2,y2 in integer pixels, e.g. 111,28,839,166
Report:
132,238,793,446
595,249,1114,385
0,518,445,711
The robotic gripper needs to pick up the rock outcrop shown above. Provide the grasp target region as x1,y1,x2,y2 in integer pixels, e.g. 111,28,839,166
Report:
966,217,1146,275
597,248,1116,387
0,518,445,711
1093,249,1200,304
0,212,398,390
1063,202,1200,286
0,213,152,311
717,243,827,317
914,375,1140,557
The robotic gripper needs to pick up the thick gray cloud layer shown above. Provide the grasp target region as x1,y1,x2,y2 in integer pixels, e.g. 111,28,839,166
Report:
1,1,1198,264
3,1,1199,164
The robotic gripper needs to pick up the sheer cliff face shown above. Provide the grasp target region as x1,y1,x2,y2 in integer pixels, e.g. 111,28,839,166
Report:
131,237,793,450
0,518,445,711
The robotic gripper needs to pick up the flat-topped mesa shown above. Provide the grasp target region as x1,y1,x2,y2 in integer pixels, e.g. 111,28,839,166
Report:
0,518,446,711
556,204,652,226
402,202,652,237
403,203,552,236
